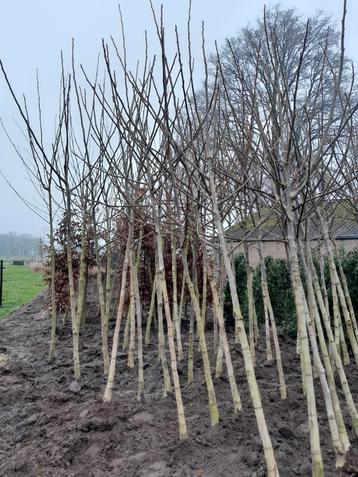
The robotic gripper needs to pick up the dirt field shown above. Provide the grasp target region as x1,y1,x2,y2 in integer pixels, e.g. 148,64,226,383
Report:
1,292,358,476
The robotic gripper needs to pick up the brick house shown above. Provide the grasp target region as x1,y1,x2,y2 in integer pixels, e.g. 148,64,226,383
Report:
225,207,358,266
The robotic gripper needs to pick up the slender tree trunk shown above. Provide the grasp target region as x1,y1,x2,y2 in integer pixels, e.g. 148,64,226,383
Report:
209,262,242,412
319,249,329,317
208,167,278,477
65,197,81,380
128,251,136,369
145,276,157,345
105,219,113,340
244,242,257,364
308,250,358,436
123,305,131,351
48,196,57,361
177,276,186,362
132,245,144,401
299,241,346,466
76,217,88,335
304,244,350,455
318,210,358,366
156,270,172,395
103,223,132,402
171,225,183,360
332,280,342,358
182,244,219,426
215,334,224,378
152,200,188,440
91,205,110,375
259,243,286,399
286,219,323,476
201,259,208,330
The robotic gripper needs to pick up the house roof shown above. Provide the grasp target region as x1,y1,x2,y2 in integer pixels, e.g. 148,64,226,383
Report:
333,221,358,240
225,202,358,242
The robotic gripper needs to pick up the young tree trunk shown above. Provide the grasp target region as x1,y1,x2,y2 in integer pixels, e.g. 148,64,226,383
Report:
182,245,220,426
209,262,242,413
65,201,81,380
77,218,88,333
48,195,57,361
286,219,323,476
258,243,286,399
145,276,157,345
318,211,358,365
244,242,257,364
308,250,358,437
103,223,132,402
91,205,110,375
302,290,346,468
187,308,195,385
105,218,114,342
304,244,350,455
332,280,343,358
208,168,278,477
128,252,136,369
299,241,346,466
156,270,172,396
171,225,183,360
123,305,131,351
319,249,330,317
132,244,144,401
152,201,188,440
201,259,208,331
215,335,224,378
178,276,186,355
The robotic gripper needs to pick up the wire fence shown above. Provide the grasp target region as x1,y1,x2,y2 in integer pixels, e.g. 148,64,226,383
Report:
0,260,4,307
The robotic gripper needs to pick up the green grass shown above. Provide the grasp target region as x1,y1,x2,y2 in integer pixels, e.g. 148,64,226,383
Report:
0,262,45,318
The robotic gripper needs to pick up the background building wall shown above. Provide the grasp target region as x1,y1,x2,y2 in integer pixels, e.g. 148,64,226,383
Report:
228,239,358,266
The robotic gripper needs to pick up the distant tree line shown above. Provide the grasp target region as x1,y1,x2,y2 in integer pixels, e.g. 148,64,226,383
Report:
0,232,42,259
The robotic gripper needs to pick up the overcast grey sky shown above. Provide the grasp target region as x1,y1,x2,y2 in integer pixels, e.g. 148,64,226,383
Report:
1,0,357,237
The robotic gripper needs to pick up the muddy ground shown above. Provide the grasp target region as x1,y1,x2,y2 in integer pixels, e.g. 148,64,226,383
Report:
1,292,358,476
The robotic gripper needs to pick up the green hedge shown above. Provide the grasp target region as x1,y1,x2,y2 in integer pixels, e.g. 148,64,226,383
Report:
340,249,358,316
224,254,296,337
223,249,358,338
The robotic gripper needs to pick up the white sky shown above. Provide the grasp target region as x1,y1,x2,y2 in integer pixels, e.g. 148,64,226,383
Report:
0,0,357,236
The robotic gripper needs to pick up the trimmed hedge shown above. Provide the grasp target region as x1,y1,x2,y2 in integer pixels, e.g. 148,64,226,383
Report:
223,249,358,338
224,254,296,337
341,249,358,317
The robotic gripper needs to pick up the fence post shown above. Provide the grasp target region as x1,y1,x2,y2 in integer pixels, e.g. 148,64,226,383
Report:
0,260,3,307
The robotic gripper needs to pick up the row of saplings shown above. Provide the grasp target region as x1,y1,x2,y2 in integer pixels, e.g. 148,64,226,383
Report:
45,219,358,475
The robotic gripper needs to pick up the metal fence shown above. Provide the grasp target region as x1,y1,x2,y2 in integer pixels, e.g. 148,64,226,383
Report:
0,260,3,307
